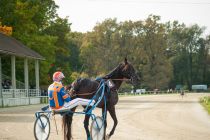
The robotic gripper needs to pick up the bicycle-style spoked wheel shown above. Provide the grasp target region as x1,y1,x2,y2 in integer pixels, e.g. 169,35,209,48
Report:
34,114,50,140
90,116,104,140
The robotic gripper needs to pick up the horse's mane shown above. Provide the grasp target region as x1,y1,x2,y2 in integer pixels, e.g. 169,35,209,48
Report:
103,63,123,79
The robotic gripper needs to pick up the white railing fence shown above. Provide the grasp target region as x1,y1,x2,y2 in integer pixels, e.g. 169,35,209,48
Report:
1,89,41,98
118,90,189,96
0,89,47,107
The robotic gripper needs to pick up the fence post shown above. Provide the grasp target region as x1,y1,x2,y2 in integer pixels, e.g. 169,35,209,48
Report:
0,57,3,107
12,89,15,98
28,89,31,105
35,60,39,94
24,58,29,97
11,56,16,89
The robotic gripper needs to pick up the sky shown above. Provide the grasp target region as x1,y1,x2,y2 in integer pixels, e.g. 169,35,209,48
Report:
55,0,210,35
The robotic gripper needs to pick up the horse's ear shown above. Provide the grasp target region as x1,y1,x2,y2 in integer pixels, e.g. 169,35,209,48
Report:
124,57,128,64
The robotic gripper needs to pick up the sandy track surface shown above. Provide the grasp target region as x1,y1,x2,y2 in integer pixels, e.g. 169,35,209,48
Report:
0,93,210,140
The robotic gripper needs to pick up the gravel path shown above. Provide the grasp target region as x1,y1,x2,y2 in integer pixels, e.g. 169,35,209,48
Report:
0,93,210,140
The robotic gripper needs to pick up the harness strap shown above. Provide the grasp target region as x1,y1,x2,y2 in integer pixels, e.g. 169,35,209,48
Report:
69,78,125,97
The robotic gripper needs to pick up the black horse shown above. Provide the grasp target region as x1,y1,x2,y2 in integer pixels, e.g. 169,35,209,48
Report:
63,58,139,140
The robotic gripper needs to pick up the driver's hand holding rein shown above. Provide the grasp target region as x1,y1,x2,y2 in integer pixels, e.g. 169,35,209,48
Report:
48,71,95,111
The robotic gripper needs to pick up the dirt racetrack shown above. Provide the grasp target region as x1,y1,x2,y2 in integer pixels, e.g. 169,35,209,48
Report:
0,93,210,140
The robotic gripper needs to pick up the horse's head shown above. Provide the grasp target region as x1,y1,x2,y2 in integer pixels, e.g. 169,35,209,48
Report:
119,58,140,86
65,80,78,97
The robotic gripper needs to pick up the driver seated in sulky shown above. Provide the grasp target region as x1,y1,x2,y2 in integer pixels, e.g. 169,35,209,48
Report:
48,71,95,111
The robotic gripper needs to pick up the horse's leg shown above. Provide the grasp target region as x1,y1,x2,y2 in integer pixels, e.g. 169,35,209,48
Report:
102,107,107,140
62,107,76,140
83,107,91,140
62,115,67,140
63,114,72,140
107,105,118,138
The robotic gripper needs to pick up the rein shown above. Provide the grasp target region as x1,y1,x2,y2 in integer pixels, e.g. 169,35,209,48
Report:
110,78,130,81
69,81,101,97
70,90,96,97
69,78,130,97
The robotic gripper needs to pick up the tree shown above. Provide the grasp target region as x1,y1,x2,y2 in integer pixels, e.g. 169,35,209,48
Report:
0,0,70,86
80,19,119,76
66,32,83,72
43,17,72,84
167,21,205,90
80,16,174,90
140,15,173,89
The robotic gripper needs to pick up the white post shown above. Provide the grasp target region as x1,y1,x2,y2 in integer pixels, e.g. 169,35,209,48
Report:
11,56,16,98
35,59,39,96
0,56,3,107
11,56,16,89
24,58,29,97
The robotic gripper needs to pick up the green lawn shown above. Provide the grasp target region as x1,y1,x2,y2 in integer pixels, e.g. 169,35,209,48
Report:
200,96,210,114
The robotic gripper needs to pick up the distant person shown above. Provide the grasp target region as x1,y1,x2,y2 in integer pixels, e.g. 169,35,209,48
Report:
180,90,185,98
2,79,11,89
154,88,158,94
41,89,47,96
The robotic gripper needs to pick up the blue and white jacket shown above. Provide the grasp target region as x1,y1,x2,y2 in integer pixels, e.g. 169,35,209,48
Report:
48,82,71,109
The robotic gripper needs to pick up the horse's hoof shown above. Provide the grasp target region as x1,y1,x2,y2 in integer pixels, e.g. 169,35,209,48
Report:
105,134,110,140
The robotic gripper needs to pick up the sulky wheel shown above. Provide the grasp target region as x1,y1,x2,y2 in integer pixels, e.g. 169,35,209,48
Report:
34,114,50,140
90,116,105,140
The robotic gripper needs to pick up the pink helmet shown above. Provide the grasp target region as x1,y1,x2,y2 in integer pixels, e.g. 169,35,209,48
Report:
53,71,65,82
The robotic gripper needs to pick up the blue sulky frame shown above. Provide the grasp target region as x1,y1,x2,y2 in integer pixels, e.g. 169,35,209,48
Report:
34,80,108,140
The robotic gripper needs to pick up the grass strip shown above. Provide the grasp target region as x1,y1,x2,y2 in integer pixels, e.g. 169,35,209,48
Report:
200,96,210,114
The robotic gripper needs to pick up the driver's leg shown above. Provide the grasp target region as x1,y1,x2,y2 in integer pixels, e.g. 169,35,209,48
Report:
64,98,95,109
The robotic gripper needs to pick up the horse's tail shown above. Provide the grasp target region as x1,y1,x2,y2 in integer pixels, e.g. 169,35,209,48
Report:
62,114,73,140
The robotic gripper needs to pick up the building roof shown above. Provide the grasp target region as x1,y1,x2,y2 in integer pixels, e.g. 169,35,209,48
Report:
0,33,44,60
